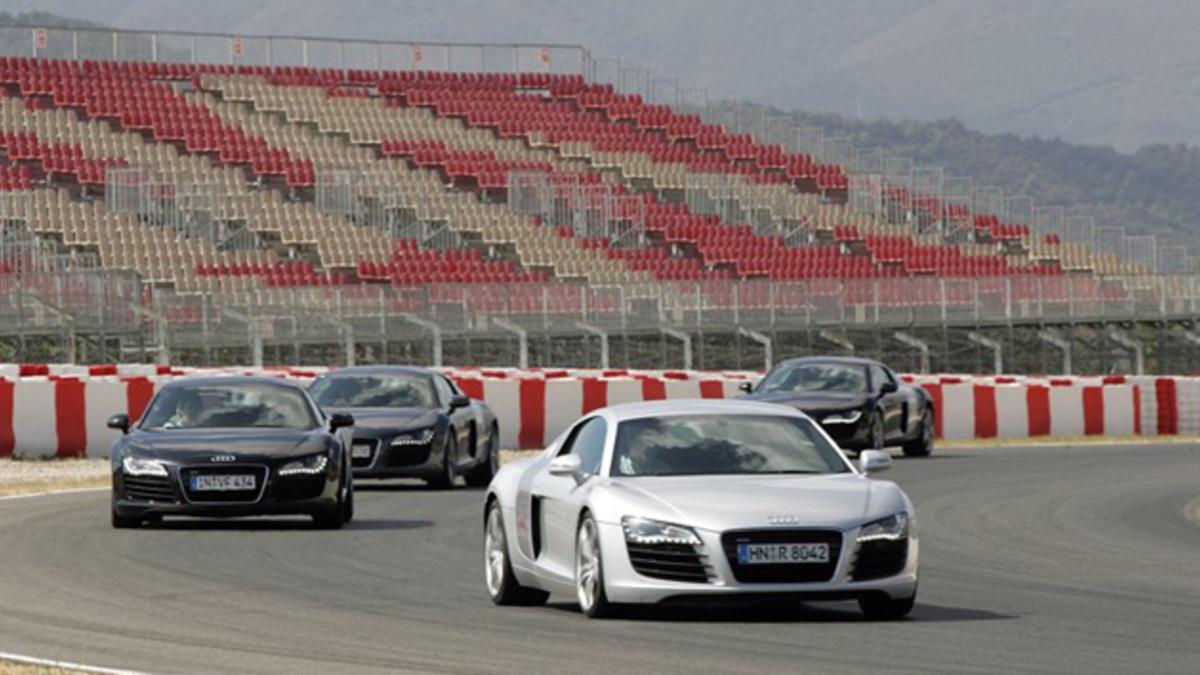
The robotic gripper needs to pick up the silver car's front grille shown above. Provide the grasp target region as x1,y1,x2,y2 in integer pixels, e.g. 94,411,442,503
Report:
626,542,713,583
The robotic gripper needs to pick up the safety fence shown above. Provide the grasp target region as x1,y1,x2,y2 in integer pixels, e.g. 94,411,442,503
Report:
0,365,1193,458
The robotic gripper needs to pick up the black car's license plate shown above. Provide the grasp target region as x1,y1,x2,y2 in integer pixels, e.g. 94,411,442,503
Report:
191,474,256,491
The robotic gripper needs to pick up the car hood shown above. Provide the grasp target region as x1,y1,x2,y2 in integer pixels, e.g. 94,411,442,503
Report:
746,391,869,413
604,473,882,531
324,407,440,432
125,429,329,460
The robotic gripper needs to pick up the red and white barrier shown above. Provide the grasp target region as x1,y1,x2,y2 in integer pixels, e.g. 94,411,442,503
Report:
0,365,1192,458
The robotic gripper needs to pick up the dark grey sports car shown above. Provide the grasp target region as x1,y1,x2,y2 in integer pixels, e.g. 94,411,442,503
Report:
740,357,934,457
307,366,499,488
109,377,355,529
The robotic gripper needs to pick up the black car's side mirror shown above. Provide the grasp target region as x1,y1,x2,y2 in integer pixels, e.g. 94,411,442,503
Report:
880,381,899,394
329,412,355,431
449,394,471,409
738,382,753,394
107,414,130,434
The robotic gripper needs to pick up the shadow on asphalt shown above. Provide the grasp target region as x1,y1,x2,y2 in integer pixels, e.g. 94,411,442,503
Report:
142,517,433,531
543,600,1015,623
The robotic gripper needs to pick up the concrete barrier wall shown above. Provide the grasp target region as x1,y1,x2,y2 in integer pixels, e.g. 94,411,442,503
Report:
0,366,1190,458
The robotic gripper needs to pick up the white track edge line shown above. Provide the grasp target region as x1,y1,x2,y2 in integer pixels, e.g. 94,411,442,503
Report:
0,649,149,675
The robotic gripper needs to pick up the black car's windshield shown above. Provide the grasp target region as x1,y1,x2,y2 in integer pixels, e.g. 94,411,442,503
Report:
140,383,320,430
308,373,436,409
757,363,868,394
612,414,850,477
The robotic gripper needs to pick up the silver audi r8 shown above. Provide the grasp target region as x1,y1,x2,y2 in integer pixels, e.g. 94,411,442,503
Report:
482,399,918,619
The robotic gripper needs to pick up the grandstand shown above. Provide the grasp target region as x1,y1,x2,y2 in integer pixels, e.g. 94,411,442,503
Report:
0,26,1197,375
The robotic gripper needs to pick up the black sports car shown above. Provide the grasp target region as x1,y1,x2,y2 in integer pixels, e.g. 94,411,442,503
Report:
109,377,355,529
740,356,934,457
307,366,499,488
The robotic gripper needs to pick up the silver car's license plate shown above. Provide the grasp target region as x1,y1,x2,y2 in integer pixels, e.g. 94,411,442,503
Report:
737,542,829,565
191,474,256,491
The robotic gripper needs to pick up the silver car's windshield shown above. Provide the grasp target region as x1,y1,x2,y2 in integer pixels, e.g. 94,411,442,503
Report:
140,383,320,430
612,414,850,477
758,363,868,394
309,374,436,409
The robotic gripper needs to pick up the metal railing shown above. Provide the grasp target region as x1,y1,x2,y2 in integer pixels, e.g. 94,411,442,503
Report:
1,25,590,76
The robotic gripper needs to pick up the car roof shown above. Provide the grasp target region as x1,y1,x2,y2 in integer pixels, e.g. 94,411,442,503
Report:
159,375,306,390
598,398,807,422
319,365,435,378
775,356,880,367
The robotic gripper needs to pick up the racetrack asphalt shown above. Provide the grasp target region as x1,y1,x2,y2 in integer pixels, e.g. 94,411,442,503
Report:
0,442,1197,674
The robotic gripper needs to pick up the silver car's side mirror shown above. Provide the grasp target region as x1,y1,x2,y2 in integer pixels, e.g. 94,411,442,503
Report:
549,454,584,483
859,450,892,475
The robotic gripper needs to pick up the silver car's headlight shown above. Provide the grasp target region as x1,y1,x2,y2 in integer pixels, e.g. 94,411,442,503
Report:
279,454,329,476
857,512,910,543
122,456,168,477
390,429,434,447
622,516,702,546
822,410,862,425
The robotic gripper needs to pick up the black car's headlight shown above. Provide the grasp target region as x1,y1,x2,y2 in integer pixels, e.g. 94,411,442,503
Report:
822,410,863,425
390,429,434,447
622,516,702,546
279,454,329,476
122,456,168,477
857,512,909,543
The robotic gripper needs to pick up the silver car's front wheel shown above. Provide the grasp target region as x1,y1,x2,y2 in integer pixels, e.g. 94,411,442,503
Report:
575,514,614,618
484,506,506,599
483,501,549,606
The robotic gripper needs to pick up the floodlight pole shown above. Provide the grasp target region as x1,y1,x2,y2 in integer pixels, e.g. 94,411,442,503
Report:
660,327,693,370
967,331,1003,374
575,321,610,369
1107,328,1144,375
737,326,773,370
894,332,931,374
401,314,443,367
493,318,528,369
1038,330,1072,375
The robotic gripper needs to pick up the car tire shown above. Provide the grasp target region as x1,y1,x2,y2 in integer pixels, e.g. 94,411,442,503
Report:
576,513,617,619
902,408,935,458
313,461,347,530
427,431,458,490
868,411,886,451
340,458,355,524
858,591,916,620
111,506,141,529
484,500,549,606
464,425,500,488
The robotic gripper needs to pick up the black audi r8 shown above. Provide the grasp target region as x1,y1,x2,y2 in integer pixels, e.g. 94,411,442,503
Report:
307,366,500,489
740,356,934,457
109,377,355,529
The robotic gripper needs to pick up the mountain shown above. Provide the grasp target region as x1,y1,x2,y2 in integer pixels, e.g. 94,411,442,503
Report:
3,0,1200,153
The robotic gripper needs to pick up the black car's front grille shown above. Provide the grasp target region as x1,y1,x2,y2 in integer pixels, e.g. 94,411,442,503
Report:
626,542,711,583
123,474,176,503
721,530,842,583
383,441,433,468
350,439,377,468
851,539,909,581
179,465,268,503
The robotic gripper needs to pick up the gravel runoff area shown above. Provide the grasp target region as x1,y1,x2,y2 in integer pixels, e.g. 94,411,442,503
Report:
0,459,109,498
